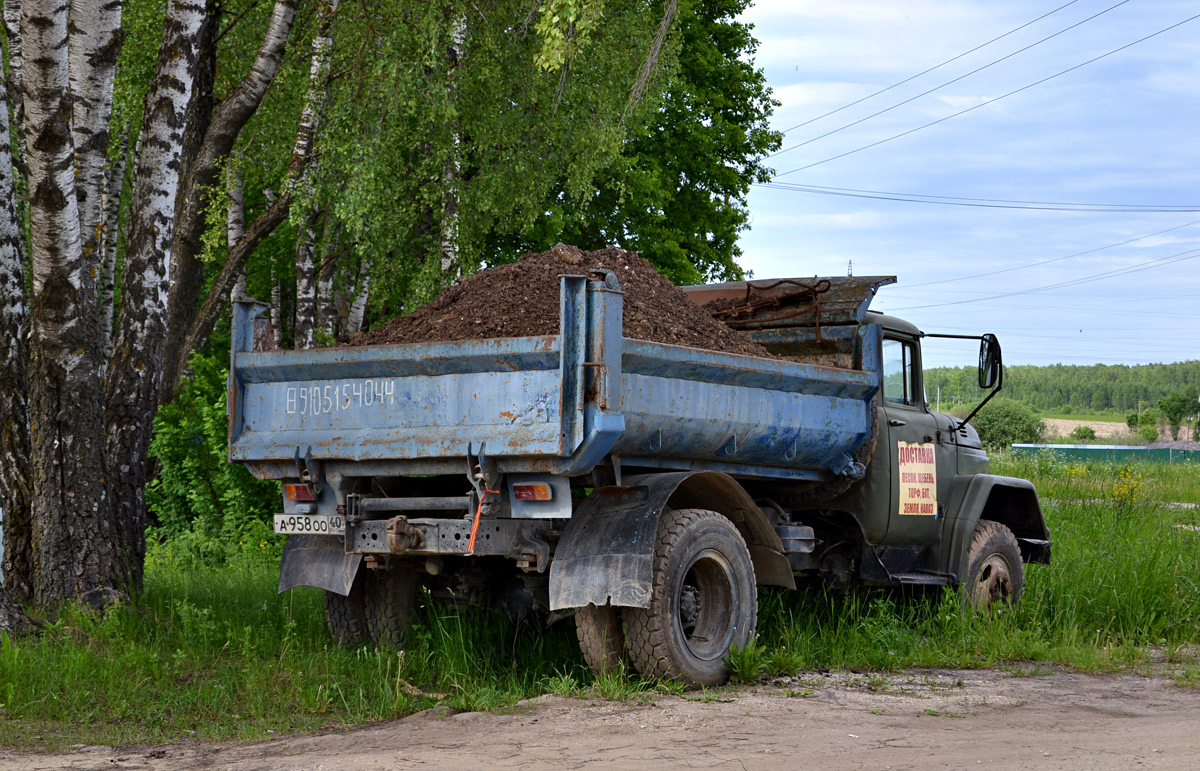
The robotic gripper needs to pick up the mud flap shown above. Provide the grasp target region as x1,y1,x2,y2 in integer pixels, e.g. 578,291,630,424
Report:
550,486,659,611
278,534,363,596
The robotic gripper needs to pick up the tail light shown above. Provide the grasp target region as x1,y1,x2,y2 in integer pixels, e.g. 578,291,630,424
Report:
512,482,553,501
284,483,316,501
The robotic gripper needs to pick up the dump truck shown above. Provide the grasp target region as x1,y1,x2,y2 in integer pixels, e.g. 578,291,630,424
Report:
228,271,1049,686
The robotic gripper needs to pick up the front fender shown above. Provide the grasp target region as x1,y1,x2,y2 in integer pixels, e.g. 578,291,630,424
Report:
940,474,1050,583
549,471,794,611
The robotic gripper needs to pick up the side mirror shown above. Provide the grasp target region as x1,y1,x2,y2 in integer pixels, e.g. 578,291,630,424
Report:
978,334,1001,389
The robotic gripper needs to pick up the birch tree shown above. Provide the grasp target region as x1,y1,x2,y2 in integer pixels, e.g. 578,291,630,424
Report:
20,0,119,604
104,0,208,587
0,68,31,604
159,0,299,396
289,0,337,349
0,0,303,603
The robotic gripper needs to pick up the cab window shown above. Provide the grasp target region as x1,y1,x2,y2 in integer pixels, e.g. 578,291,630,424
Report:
882,339,915,405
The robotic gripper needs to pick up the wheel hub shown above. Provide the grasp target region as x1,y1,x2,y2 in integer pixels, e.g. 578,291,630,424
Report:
679,585,701,633
675,550,735,659
974,556,1013,606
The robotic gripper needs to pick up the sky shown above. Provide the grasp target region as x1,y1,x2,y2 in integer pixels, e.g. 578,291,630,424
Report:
735,0,1200,368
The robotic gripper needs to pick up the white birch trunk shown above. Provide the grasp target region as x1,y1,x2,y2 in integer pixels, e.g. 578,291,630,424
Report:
170,0,333,376
438,17,467,280
346,259,372,334
99,133,127,364
68,0,124,266
158,0,297,401
316,234,338,340
270,278,283,347
104,0,207,590
0,69,32,599
21,0,114,604
3,0,26,154
293,212,318,349
228,164,246,298
291,0,338,349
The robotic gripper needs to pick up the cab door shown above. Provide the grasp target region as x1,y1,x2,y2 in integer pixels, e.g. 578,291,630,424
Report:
880,335,945,546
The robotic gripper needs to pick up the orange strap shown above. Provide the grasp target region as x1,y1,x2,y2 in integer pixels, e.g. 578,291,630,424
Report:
467,489,500,554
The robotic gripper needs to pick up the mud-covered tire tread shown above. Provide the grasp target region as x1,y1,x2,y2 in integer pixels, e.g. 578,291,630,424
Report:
576,604,628,674
324,572,368,645
624,508,757,688
364,566,419,649
964,519,1024,608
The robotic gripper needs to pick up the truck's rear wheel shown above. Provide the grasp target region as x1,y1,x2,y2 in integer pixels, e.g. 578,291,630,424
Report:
576,604,628,674
364,565,419,648
625,508,757,688
964,519,1024,608
324,571,368,645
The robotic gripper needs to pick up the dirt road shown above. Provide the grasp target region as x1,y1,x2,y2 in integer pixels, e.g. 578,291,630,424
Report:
4,668,1198,770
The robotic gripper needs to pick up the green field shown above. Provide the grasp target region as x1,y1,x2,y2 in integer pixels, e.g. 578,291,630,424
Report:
2,455,1198,750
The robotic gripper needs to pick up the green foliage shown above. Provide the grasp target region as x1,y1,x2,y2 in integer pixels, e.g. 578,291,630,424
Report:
491,0,783,285
926,360,1200,415
533,0,606,71
1126,412,1140,430
311,1,672,320
110,0,782,352
1069,425,1096,442
969,398,1045,449
724,636,767,684
147,353,280,561
1138,423,1161,443
1158,387,1200,440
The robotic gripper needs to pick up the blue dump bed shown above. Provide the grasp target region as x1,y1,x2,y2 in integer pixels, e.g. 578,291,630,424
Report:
229,273,880,484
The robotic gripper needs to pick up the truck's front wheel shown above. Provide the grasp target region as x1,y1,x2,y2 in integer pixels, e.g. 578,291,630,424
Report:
625,508,757,688
964,519,1024,608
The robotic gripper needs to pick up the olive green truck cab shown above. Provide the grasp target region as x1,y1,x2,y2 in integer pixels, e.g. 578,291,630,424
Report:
686,279,1050,607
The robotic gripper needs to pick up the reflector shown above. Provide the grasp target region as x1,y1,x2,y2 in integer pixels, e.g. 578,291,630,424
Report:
284,483,316,501
512,483,552,501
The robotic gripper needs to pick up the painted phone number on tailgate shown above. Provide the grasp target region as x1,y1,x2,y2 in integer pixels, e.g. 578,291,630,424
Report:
285,380,396,416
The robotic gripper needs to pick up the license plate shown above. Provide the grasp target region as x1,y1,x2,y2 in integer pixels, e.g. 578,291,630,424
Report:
274,514,345,535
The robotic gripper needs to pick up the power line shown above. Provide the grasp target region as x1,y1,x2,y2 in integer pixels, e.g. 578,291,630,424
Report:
769,0,1130,159
772,12,1200,178
778,0,1083,136
886,245,1200,311
902,218,1200,288
755,182,1200,213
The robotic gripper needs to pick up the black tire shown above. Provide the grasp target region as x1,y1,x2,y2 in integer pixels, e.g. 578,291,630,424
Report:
625,509,757,688
963,519,1024,609
576,604,628,675
324,572,368,645
364,565,419,648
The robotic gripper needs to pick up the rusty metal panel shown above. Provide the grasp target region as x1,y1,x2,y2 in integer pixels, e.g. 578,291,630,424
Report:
611,339,878,478
681,275,896,330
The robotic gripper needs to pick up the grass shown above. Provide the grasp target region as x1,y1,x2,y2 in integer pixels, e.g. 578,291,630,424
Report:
2,455,1198,750
0,546,591,749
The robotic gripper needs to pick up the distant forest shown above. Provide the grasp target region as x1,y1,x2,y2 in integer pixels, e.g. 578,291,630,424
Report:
925,360,1200,414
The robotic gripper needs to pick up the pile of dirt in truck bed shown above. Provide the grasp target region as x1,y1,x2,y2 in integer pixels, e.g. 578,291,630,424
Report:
345,245,769,357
